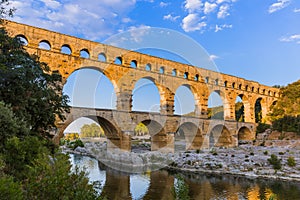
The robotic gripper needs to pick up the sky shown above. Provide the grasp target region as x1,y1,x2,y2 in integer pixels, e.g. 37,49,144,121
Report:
7,0,300,132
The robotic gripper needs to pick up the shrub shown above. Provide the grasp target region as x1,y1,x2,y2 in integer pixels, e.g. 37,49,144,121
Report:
172,175,190,200
287,156,296,167
256,123,271,133
263,151,268,155
268,154,282,170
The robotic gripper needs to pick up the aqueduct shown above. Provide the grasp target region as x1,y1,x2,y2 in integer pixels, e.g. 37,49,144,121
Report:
3,20,280,152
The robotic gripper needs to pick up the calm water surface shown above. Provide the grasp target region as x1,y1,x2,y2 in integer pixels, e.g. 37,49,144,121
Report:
69,154,300,200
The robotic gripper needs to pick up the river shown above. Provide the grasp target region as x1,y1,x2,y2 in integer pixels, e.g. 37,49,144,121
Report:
69,153,300,200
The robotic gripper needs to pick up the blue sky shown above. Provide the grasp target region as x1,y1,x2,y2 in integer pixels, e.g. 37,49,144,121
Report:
8,0,300,132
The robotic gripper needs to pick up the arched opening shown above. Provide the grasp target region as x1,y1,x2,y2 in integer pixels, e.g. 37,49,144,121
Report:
239,84,242,90
205,77,209,84
255,98,263,123
235,95,244,122
62,68,116,109
251,87,255,92
238,127,253,145
130,60,137,68
175,122,203,152
98,53,106,62
245,85,249,91
208,91,224,120
209,125,232,148
159,66,165,74
145,63,151,71
80,49,90,59
61,44,72,55
215,79,219,85
232,82,236,89
114,57,122,65
131,122,150,152
39,40,51,50
16,34,28,46
132,78,160,112
224,81,228,87
174,85,197,115
63,116,119,150
172,69,177,76
184,72,189,79
138,120,166,151
194,74,199,81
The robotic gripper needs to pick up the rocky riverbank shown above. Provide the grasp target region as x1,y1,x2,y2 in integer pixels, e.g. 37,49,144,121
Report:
63,141,300,182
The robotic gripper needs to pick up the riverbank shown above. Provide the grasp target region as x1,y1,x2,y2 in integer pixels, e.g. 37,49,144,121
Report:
63,141,300,182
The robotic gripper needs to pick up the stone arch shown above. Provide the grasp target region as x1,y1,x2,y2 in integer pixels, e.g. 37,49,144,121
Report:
175,122,203,151
130,60,137,68
132,77,161,112
114,56,122,65
174,84,201,116
254,97,267,123
80,48,90,58
159,66,165,74
61,44,72,55
138,119,167,151
39,40,51,50
62,67,118,109
184,72,189,79
98,53,107,62
172,69,177,76
234,94,251,122
194,74,199,81
15,34,28,45
237,126,254,144
207,90,225,120
58,114,122,149
209,124,233,148
145,63,151,71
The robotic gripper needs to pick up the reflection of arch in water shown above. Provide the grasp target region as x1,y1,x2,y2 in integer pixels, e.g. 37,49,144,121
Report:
209,125,233,148
130,174,150,199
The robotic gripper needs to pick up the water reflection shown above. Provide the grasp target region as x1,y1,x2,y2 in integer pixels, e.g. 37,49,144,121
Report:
69,154,300,200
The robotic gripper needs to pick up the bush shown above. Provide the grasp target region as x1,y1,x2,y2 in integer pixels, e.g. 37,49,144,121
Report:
67,139,84,150
268,154,282,170
256,123,271,133
287,156,296,167
263,151,268,155
172,175,190,200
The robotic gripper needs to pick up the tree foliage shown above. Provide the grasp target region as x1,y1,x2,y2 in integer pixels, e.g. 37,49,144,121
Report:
80,123,105,138
269,80,300,121
134,122,149,136
0,27,69,138
0,2,102,198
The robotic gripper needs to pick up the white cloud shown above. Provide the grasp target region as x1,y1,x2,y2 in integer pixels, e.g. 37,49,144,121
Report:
163,14,180,21
215,24,232,32
10,0,137,40
280,34,300,44
128,25,151,42
159,2,169,7
217,4,230,18
209,54,219,61
268,0,290,14
204,2,217,14
184,0,202,13
294,8,300,13
181,13,206,32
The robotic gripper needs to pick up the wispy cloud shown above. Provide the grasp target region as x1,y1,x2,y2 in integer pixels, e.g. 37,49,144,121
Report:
10,0,137,40
217,4,230,18
215,24,232,32
268,0,290,14
209,54,219,61
181,0,236,33
294,8,300,13
181,13,206,32
159,1,169,7
280,34,300,44
163,14,180,21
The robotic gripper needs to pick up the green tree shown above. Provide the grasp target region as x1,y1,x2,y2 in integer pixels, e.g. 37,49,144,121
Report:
134,123,149,136
0,26,69,138
80,123,104,138
269,80,300,121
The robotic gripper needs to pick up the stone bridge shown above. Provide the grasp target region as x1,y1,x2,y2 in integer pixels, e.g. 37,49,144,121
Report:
3,20,280,151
